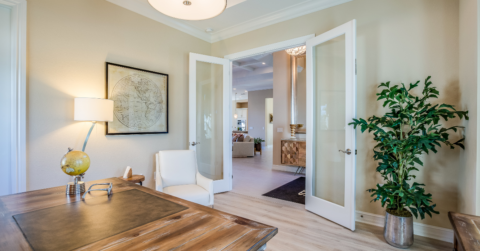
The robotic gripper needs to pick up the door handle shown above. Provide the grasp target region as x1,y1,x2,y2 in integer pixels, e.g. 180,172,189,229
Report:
191,142,200,146
339,149,351,155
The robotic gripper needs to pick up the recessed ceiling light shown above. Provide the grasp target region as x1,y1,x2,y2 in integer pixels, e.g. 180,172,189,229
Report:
262,62,266,65
233,88,236,90
148,0,227,21
245,90,248,92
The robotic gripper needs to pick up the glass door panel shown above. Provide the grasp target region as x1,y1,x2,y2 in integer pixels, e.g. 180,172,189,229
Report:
313,34,346,207
195,61,224,181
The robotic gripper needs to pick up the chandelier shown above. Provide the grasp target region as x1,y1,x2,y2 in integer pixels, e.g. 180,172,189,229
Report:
285,46,306,56
148,0,227,21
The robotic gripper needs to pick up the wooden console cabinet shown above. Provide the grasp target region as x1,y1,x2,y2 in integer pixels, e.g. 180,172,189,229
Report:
281,139,306,167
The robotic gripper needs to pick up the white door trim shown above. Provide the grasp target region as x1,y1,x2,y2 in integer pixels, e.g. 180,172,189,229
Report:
305,20,356,231
224,34,315,61
0,0,27,194
189,53,232,193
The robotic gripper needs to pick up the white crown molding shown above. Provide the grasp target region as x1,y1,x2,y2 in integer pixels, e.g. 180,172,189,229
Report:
107,0,212,42
210,0,352,43
106,0,350,43
356,210,454,243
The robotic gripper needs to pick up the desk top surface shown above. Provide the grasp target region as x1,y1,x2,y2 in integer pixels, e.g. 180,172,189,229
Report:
449,211,480,251
0,178,277,251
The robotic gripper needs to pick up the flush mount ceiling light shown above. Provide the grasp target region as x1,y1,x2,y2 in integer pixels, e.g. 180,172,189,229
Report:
285,46,306,56
148,0,227,21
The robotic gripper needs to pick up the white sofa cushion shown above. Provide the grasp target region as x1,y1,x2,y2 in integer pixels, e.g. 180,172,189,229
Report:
157,150,197,187
164,184,210,206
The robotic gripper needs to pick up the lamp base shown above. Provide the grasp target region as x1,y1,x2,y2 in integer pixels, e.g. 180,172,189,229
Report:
66,181,85,195
290,124,297,139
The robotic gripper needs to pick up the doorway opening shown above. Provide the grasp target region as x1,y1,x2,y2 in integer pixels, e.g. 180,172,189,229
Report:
229,42,309,205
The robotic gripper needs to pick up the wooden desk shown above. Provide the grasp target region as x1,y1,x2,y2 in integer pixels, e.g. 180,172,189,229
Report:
0,178,277,250
449,211,480,251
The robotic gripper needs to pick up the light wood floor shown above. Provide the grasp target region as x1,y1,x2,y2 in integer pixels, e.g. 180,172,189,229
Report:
214,148,452,251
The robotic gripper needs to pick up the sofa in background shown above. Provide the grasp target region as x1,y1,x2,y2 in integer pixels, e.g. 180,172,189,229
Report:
232,134,254,157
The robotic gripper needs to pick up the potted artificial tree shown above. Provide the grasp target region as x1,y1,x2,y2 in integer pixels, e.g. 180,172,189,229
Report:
349,77,468,248
254,137,265,151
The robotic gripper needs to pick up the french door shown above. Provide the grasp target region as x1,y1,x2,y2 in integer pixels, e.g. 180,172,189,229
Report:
189,53,232,193
305,20,357,230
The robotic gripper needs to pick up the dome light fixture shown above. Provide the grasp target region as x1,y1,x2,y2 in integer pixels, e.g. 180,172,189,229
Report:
148,0,227,21
285,46,306,56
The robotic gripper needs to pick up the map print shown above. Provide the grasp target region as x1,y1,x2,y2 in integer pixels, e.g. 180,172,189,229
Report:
111,74,164,130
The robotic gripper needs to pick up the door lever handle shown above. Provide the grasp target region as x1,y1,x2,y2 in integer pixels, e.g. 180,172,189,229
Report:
191,142,200,146
339,149,352,155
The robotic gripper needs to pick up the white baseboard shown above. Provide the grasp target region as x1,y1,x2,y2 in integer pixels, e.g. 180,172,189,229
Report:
272,164,301,173
355,211,454,243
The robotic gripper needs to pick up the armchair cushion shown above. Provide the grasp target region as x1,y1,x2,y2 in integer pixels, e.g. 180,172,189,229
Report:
157,150,196,187
163,185,210,206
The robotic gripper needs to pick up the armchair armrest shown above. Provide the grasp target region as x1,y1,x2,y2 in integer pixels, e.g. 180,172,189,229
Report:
155,153,164,192
196,172,214,206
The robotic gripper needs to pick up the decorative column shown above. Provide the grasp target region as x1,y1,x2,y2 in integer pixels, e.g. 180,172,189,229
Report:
285,46,306,139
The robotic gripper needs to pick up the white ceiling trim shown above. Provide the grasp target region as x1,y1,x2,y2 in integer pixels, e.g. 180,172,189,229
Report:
210,0,352,43
107,0,351,43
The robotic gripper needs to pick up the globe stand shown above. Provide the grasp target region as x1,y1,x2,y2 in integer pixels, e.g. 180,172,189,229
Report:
66,174,86,195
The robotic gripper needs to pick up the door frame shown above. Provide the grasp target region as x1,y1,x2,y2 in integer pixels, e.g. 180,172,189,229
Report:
189,53,232,193
0,0,27,194
223,33,315,184
224,34,315,61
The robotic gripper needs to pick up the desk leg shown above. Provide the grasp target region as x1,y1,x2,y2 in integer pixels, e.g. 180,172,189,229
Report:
139,181,143,186
257,244,266,251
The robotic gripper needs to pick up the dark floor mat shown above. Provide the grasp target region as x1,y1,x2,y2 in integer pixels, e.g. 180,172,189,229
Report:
262,177,305,204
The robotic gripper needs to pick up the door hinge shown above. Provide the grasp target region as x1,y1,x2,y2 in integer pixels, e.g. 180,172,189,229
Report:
355,149,357,155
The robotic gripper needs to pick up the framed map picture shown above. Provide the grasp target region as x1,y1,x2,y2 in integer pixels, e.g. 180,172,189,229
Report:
106,62,168,135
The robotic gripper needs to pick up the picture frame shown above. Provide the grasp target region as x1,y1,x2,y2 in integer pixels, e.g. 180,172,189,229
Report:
106,62,168,135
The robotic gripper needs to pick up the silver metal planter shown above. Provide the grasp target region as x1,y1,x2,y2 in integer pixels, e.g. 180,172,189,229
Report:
384,211,414,249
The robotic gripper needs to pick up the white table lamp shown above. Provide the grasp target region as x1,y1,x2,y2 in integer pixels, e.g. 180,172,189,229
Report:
74,97,114,151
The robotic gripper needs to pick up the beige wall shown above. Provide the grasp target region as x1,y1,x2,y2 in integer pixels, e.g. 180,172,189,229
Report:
212,0,463,229
247,89,273,143
272,51,293,166
459,0,478,215
27,0,211,190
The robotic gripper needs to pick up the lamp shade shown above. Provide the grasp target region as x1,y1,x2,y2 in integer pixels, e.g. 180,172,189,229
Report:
148,0,227,21
74,98,114,122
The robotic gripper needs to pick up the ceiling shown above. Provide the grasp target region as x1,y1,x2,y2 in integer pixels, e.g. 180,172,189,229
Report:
232,53,273,100
107,0,351,43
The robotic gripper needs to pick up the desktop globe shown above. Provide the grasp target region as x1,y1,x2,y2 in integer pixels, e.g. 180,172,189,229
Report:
61,149,90,176
61,148,90,194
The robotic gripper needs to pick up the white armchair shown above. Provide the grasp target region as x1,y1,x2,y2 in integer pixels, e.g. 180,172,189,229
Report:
155,150,214,207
